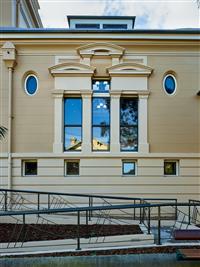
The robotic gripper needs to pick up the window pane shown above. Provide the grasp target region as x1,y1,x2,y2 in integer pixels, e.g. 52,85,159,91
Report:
92,81,110,92
66,162,79,175
164,162,177,175
24,161,37,175
64,127,82,151
64,98,82,125
26,76,37,95
120,98,138,126
164,75,176,95
120,127,138,151
92,127,110,151
123,162,135,175
93,98,110,125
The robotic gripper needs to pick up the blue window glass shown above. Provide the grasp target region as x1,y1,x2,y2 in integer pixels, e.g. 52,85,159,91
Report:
164,75,176,95
92,80,110,92
120,98,138,151
92,98,110,125
64,98,82,125
25,75,38,95
92,97,110,151
123,162,136,175
64,98,82,151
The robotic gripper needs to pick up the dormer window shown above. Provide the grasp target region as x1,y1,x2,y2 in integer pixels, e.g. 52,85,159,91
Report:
103,24,127,30
75,23,100,29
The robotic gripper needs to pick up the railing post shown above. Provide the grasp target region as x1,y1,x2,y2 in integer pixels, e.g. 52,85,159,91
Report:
22,214,26,241
89,197,93,221
48,194,50,209
175,199,178,220
133,199,136,220
157,206,161,245
86,210,88,225
188,200,191,225
148,206,151,234
140,199,142,224
76,211,81,250
37,193,40,211
4,191,7,211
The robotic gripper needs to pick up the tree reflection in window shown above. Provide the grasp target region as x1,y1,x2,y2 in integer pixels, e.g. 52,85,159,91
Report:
92,98,110,151
120,98,138,151
64,98,82,151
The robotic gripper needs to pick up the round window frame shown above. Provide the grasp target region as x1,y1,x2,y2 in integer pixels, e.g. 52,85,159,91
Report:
163,74,177,96
24,74,38,96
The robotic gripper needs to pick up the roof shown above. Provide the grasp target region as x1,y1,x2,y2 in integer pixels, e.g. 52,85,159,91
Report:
0,27,199,34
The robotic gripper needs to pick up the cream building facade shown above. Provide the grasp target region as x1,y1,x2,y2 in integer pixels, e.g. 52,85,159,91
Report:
0,9,200,202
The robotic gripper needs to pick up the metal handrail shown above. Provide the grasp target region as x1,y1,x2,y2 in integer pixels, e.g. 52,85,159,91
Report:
0,188,177,202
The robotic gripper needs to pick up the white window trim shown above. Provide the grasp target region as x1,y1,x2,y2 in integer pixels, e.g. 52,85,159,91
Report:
164,160,179,176
24,74,38,96
22,159,38,176
163,74,177,96
64,160,80,176
122,160,137,176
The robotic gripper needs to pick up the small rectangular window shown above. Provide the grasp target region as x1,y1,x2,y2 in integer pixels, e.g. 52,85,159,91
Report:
75,23,100,29
122,161,137,176
103,24,127,29
164,160,178,176
65,161,80,176
23,160,37,176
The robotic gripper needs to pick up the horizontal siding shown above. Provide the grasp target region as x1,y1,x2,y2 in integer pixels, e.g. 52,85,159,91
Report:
10,185,199,196
11,176,200,186
0,157,199,202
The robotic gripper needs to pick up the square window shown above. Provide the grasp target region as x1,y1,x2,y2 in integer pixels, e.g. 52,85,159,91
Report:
65,161,79,176
122,161,136,176
23,160,37,176
164,161,178,176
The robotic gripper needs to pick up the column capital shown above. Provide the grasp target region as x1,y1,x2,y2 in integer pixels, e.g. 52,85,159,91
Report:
82,90,92,98
110,91,121,98
52,89,64,98
138,92,150,99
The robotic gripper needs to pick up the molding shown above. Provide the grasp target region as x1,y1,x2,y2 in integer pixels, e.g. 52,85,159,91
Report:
77,42,125,58
107,62,153,76
1,33,199,41
1,153,200,159
49,62,96,76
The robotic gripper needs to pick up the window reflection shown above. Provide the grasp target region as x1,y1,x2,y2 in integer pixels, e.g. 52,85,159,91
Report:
92,97,110,151
64,127,82,151
64,98,82,151
92,80,110,92
120,98,138,151
123,162,136,175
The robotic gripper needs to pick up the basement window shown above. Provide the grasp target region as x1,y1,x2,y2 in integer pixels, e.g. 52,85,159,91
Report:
65,160,80,176
164,160,179,176
23,160,37,176
122,161,137,176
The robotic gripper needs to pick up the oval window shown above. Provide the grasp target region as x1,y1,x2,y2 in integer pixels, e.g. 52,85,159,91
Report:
163,74,176,95
24,75,38,95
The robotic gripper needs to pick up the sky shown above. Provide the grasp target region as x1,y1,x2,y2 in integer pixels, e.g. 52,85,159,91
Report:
38,0,200,29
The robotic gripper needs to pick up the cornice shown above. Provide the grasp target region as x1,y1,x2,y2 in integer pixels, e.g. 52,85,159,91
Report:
49,61,96,76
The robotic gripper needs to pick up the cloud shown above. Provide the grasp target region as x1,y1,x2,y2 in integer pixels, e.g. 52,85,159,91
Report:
103,0,126,15
38,0,200,29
